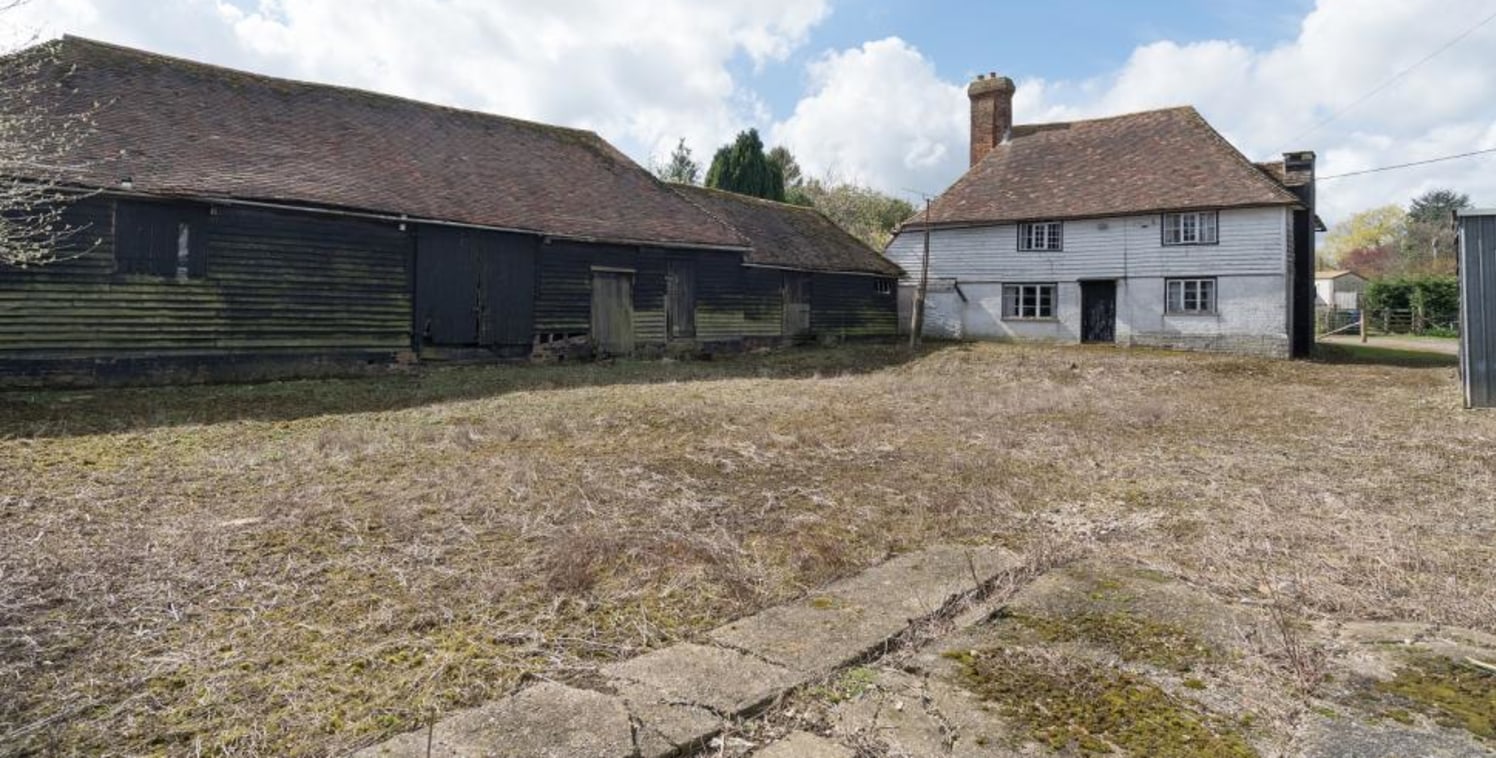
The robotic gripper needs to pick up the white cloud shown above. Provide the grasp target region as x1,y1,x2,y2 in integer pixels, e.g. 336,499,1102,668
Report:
2,0,829,170
769,37,965,196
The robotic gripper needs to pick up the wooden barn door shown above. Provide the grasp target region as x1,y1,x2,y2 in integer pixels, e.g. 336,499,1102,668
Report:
666,260,696,340
783,272,812,338
1080,280,1116,344
591,270,635,354
415,227,482,345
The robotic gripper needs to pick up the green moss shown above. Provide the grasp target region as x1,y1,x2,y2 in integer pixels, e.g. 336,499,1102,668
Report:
805,666,880,704
1375,656,1495,739
947,648,1256,757
1183,678,1207,690
1010,611,1218,672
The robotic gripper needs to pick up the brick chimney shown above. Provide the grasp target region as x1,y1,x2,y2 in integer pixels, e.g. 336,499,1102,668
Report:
968,72,1015,166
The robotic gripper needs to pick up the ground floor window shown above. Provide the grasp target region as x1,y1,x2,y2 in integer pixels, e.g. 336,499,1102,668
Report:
874,278,893,295
1166,277,1217,314
1002,283,1056,320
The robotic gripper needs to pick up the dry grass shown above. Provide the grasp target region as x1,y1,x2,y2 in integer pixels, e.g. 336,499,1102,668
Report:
1,342,1491,756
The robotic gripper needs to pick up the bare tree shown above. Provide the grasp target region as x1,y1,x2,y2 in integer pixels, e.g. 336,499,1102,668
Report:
1,1,99,267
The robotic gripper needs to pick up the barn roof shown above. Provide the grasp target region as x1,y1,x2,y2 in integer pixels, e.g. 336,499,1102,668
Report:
9,36,749,250
673,186,904,277
908,106,1301,229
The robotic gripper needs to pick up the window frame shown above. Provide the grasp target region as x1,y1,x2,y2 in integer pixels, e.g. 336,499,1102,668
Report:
1016,220,1064,252
113,200,208,280
1161,211,1220,246
873,278,893,295
1001,282,1058,321
1165,277,1218,316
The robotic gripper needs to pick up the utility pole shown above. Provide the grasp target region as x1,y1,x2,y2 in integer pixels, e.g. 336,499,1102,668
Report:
909,197,931,350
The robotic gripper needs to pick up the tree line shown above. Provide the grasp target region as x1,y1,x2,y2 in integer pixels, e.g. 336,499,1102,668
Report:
1320,188,1472,278
653,130,914,251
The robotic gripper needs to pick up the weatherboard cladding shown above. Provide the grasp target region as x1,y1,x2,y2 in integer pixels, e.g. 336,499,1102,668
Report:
0,198,411,368
912,107,1301,228
22,36,747,249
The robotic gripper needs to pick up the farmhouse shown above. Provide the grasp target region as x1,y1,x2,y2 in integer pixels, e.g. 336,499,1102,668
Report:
0,37,900,386
887,74,1318,358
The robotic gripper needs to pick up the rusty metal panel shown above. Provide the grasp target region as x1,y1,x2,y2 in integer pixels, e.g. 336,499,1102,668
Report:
591,270,635,354
1460,210,1496,408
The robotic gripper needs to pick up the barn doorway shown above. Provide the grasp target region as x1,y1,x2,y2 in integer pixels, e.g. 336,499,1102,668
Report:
666,260,696,340
591,269,635,354
1080,280,1116,344
414,227,534,349
783,272,812,339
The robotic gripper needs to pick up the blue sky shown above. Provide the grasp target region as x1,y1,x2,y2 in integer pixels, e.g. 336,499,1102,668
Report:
743,0,1316,118
6,0,1495,224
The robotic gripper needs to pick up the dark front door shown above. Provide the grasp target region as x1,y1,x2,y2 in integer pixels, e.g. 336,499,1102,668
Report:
1080,280,1117,344
591,270,635,354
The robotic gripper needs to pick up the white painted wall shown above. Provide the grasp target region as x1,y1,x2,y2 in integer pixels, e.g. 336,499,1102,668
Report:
886,207,1293,356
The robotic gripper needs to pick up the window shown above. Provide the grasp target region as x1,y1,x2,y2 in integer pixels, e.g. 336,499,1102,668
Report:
874,278,893,295
1018,221,1063,251
115,200,205,278
1002,283,1056,320
1162,211,1218,245
1166,278,1217,315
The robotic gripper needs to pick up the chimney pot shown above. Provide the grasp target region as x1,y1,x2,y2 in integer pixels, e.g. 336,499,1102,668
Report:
968,73,1015,166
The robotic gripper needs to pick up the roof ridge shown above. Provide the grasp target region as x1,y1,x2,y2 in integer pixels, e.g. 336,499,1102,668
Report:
55,35,603,142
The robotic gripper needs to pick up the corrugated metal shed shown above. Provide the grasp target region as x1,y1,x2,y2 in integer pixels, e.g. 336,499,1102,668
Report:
1458,209,1496,408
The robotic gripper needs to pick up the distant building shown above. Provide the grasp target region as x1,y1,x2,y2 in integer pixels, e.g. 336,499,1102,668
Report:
1314,270,1368,310
885,73,1319,358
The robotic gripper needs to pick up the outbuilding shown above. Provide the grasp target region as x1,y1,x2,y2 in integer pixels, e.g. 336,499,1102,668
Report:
0,37,899,386
1459,208,1496,408
1314,270,1368,310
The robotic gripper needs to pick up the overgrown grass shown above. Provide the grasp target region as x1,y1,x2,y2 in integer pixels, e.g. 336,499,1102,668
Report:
1,342,1492,755
1313,342,1459,368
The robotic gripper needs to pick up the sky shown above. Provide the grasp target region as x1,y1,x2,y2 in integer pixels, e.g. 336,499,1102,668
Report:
4,0,1496,226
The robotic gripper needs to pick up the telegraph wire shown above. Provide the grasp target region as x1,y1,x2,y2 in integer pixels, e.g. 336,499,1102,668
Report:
1317,146,1496,181
1279,7,1496,150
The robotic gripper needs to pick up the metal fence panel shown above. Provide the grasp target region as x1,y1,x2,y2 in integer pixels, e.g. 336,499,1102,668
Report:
1459,210,1496,408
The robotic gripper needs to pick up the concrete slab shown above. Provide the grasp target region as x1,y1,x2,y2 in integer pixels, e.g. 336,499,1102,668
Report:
620,696,721,758
603,642,800,714
1292,714,1489,758
711,546,1017,674
753,731,855,758
352,682,633,758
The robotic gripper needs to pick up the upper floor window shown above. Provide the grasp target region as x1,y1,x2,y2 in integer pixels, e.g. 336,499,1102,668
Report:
114,200,206,279
1002,283,1056,320
1162,211,1218,246
1018,221,1063,251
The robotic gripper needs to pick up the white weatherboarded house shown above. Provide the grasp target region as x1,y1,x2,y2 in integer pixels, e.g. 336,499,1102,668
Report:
888,75,1319,358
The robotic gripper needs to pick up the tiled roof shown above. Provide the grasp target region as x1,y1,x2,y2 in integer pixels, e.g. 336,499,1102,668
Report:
673,186,903,276
15,37,748,249
910,106,1302,228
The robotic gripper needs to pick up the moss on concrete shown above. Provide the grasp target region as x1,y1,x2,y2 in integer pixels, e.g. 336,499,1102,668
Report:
1376,656,1494,739
1009,610,1219,672
946,648,1256,757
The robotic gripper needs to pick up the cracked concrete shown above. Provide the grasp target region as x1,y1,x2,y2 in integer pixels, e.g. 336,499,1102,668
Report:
353,544,1023,758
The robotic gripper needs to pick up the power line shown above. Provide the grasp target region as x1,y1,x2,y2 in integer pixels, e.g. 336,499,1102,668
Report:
1280,7,1496,150
1317,146,1496,181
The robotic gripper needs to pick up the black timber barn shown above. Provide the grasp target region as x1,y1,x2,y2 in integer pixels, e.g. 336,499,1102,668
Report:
0,37,902,386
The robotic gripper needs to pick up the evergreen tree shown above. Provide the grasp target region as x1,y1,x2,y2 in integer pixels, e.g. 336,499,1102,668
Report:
1407,188,1470,224
705,129,785,202
655,138,699,185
